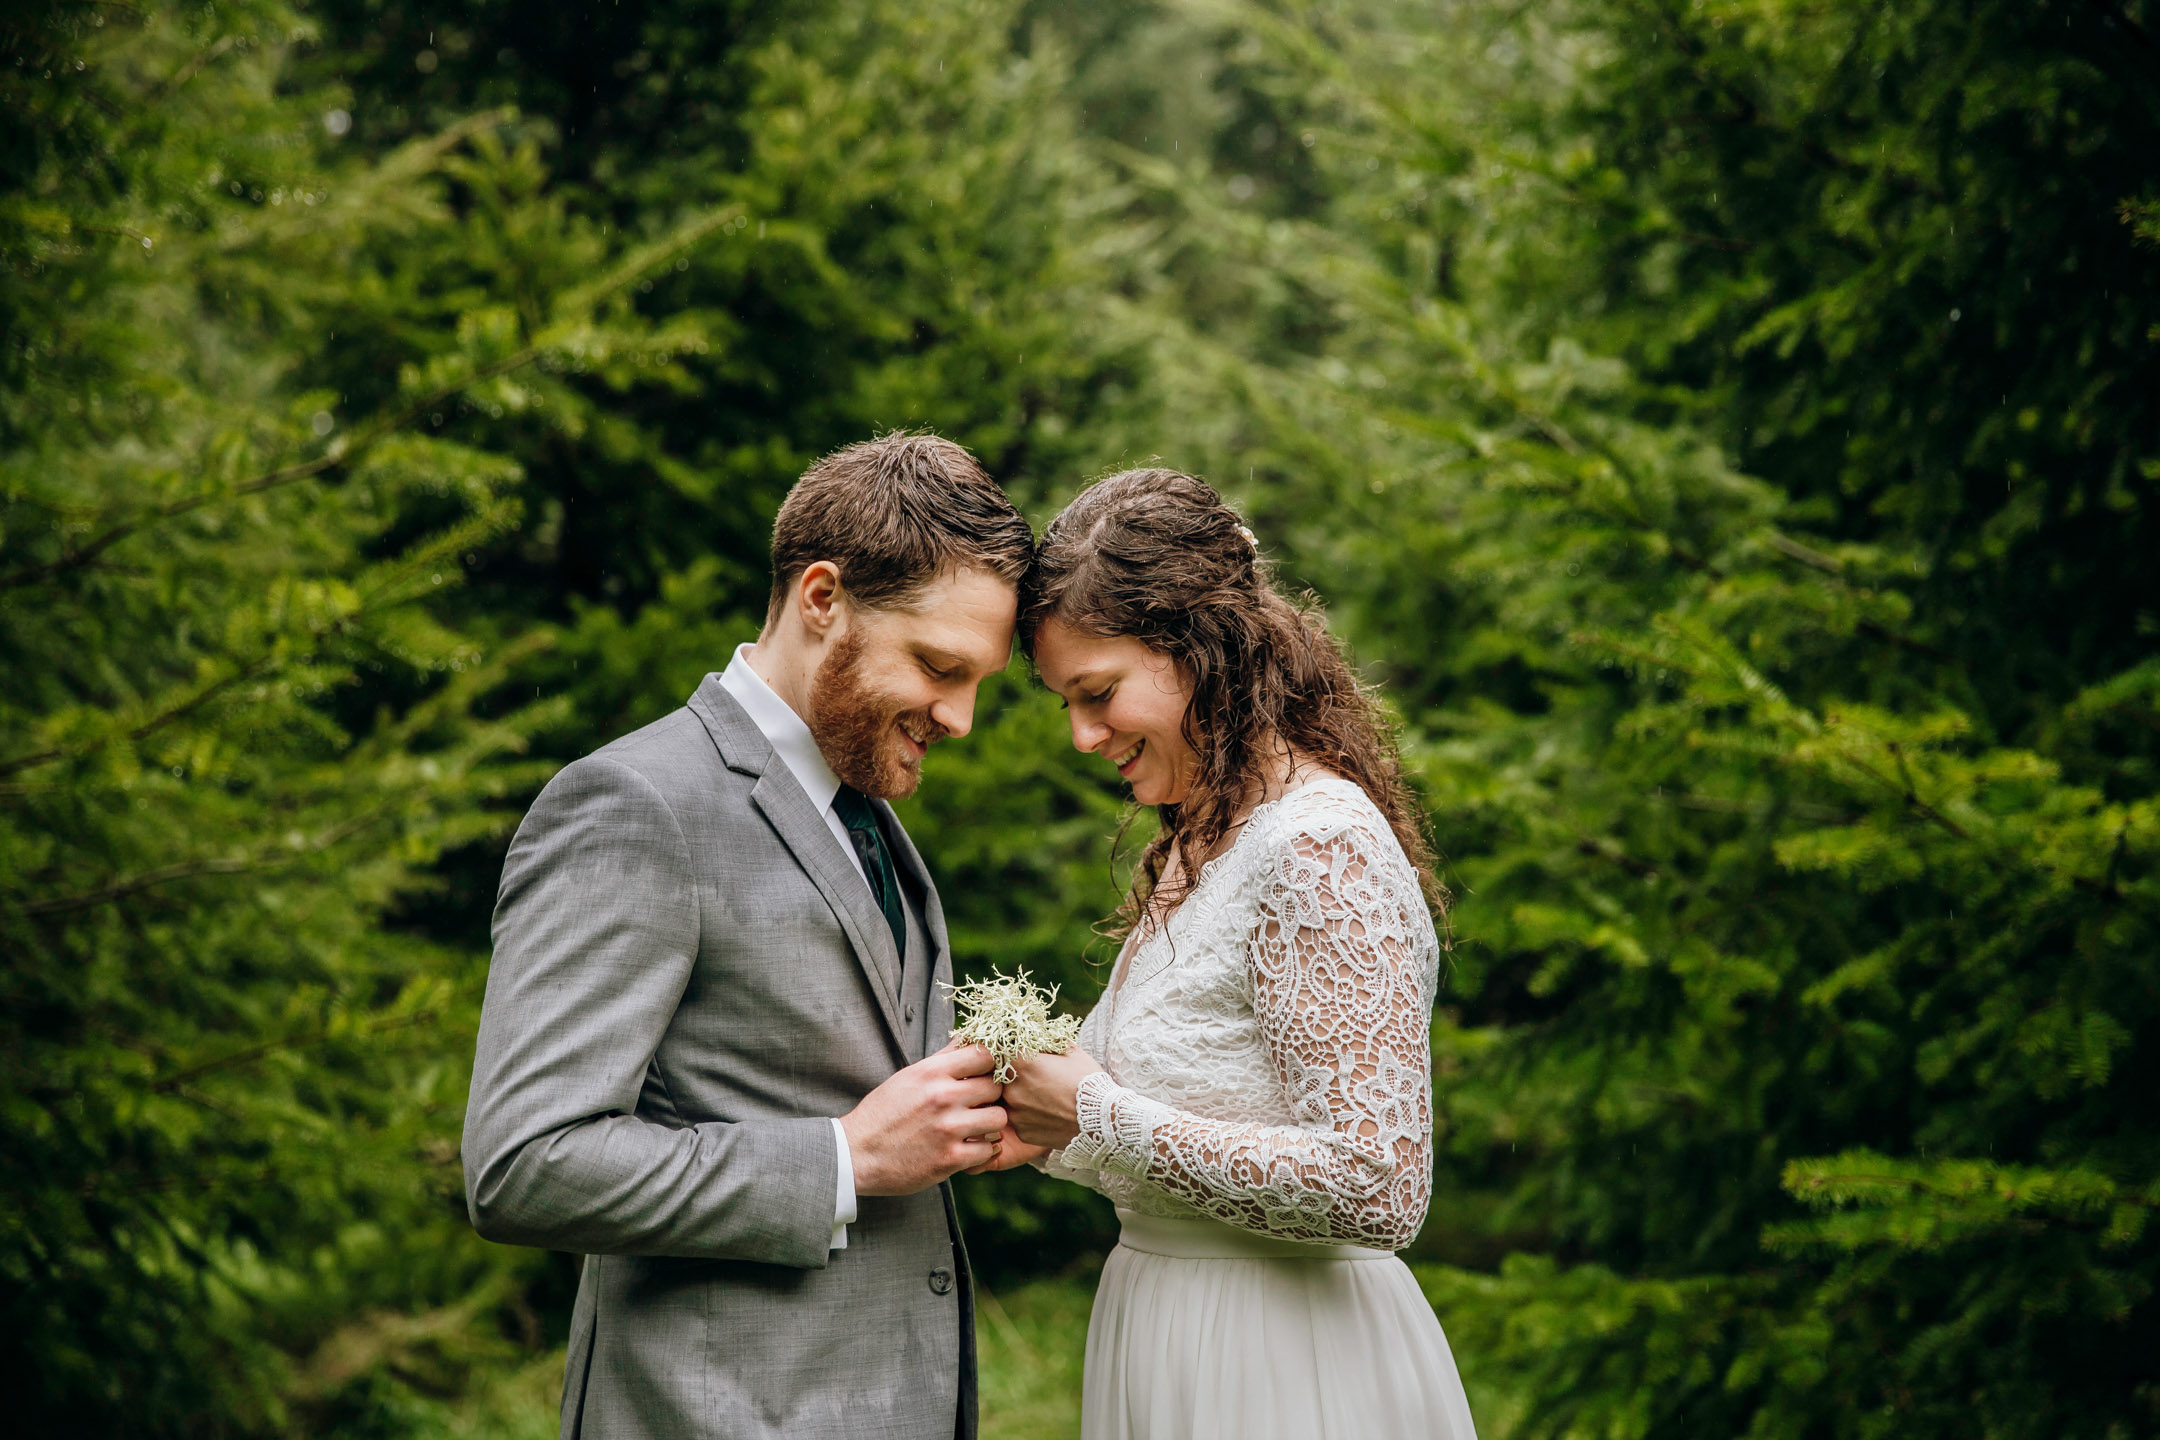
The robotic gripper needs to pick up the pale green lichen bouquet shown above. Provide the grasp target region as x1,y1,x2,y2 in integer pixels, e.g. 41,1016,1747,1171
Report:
947,968,1083,1084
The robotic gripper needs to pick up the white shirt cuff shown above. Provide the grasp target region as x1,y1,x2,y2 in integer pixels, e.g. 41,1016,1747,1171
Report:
830,1118,859,1251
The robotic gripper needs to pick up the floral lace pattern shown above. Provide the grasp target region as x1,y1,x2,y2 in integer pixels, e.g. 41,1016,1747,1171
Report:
1043,777,1440,1250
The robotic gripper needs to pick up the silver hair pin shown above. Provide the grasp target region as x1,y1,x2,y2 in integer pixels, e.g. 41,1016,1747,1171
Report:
1236,524,1259,552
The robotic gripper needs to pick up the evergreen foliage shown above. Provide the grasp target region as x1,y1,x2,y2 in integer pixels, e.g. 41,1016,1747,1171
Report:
4,0,767,1428
300,0,1149,1276
4,0,2154,1434
4,0,1132,1427
1076,1,2160,1434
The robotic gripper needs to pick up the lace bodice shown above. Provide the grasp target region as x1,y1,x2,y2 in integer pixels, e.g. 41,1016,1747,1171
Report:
1040,776,1441,1251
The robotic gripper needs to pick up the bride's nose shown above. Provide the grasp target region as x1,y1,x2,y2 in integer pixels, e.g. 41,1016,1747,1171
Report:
1070,713,1110,752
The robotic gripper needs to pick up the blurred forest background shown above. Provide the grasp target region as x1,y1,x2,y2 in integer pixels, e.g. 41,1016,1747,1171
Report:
5,0,2157,1435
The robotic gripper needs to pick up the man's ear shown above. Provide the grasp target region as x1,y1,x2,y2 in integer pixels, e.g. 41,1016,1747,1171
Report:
793,560,846,637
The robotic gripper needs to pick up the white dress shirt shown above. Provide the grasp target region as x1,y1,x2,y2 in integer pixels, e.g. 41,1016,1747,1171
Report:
719,644,863,1252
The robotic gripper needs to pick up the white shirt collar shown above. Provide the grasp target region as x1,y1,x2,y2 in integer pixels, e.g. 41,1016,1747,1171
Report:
719,643,844,814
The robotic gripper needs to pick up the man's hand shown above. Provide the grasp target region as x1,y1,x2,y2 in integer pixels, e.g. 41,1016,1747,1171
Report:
841,1044,1009,1196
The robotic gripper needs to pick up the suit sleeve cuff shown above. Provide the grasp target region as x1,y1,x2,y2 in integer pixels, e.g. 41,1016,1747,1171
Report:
830,1118,858,1251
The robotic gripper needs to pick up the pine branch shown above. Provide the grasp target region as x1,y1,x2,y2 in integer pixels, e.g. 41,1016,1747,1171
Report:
146,33,237,103
16,856,256,916
1577,833,1660,880
0,654,275,779
150,1008,440,1096
13,810,382,917
0,199,742,595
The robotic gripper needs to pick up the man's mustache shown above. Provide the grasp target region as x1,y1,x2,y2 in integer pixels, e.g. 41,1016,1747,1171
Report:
896,709,950,748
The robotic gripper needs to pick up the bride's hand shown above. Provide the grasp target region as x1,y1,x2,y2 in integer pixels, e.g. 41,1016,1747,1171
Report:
963,1120,1050,1174
1001,1046,1104,1149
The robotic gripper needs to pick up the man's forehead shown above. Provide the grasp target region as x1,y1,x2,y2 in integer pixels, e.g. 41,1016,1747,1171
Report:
863,567,1016,659
908,564,1019,617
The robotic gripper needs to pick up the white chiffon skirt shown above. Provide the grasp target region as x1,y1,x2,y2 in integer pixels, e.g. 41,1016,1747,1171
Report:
1080,1209,1479,1440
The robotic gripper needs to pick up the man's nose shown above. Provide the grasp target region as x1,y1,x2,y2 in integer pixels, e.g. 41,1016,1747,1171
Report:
932,689,975,741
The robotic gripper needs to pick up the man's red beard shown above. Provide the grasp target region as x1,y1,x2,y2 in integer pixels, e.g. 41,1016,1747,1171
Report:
807,626,945,799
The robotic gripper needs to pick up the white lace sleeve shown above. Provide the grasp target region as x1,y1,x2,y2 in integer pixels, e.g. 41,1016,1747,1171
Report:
1034,1001,1111,1193
1065,815,1437,1249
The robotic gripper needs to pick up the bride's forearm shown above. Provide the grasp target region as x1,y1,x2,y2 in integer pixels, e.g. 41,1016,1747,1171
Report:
1068,1073,1430,1249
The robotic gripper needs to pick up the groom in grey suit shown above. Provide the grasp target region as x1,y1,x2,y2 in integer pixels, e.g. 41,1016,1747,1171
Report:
463,434,1036,1440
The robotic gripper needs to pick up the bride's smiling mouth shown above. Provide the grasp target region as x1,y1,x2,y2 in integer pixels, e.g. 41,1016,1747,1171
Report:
1108,738,1145,776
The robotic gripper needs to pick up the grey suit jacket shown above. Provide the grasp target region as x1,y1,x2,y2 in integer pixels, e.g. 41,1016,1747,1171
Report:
464,675,973,1440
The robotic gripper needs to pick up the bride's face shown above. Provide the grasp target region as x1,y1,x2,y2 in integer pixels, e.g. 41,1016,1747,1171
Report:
1032,619,1199,806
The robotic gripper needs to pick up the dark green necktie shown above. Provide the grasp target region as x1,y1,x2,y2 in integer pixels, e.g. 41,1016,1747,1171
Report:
832,785,906,959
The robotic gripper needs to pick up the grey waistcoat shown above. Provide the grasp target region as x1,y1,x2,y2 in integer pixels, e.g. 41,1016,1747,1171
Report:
462,675,973,1440
895,827,940,1058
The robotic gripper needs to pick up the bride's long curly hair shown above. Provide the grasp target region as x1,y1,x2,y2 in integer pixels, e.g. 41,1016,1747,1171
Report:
1020,468,1444,936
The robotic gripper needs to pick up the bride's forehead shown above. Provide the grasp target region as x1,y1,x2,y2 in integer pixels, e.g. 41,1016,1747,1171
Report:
1035,620,1116,662
1035,624,1166,684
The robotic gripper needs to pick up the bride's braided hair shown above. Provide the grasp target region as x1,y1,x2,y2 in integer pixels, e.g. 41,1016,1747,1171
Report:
1020,468,1444,935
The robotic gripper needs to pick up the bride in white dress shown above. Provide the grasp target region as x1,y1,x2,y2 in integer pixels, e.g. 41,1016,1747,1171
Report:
986,468,1480,1440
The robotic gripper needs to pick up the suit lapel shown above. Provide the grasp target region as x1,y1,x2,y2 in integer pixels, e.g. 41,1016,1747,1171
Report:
689,676,909,1052
882,803,956,1046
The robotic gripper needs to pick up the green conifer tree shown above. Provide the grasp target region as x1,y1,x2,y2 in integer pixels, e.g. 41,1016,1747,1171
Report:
5,0,1143,1426
314,0,1154,1277
0,2,747,1428
1076,0,2160,1433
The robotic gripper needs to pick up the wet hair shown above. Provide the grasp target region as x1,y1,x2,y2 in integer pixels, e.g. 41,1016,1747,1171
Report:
766,431,1033,624
1020,468,1444,934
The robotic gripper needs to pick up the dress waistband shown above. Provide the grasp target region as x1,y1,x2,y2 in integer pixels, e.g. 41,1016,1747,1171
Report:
1114,1208,1391,1262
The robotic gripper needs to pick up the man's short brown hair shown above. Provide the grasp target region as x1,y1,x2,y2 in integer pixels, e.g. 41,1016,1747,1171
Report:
765,432,1033,623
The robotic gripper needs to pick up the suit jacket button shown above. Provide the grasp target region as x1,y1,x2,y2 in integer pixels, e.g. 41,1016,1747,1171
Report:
905,1005,916,1023
928,1267,953,1295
